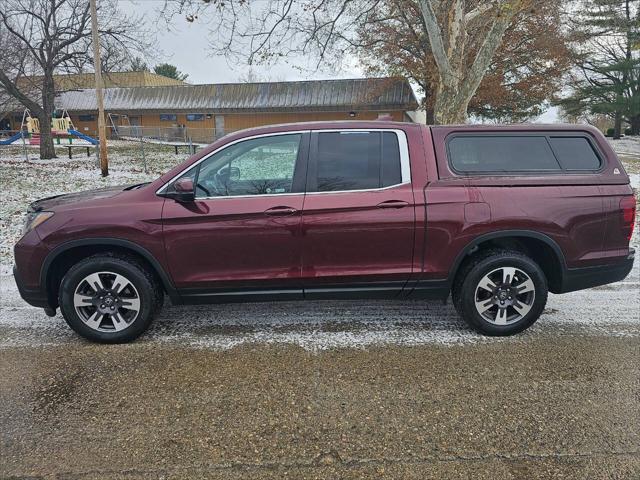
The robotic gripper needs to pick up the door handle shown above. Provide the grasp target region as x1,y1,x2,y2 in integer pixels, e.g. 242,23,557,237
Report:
376,200,409,209
264,206,298,216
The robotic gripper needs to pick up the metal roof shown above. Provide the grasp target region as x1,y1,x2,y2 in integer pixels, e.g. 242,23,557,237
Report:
53,77,418,113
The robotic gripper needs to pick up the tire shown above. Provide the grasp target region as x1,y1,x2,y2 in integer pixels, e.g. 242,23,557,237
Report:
58,253,163,343
452,249,548,336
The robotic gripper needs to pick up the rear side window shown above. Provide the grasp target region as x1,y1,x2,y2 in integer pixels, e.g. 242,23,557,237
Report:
314,131,402,191
447,134,603,174
548,137,601,170
448,136,560,173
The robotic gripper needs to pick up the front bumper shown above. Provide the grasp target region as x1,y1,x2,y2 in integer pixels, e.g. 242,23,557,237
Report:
559,248,635,293
13,265,51,309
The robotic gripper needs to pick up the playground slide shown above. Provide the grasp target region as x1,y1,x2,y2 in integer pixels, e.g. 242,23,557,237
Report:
0,132,24,145
68,129,99,145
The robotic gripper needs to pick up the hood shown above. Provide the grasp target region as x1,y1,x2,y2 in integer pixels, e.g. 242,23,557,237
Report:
30,185,130,212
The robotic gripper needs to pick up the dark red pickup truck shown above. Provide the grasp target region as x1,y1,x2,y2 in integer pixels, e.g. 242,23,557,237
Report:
14,121,636,342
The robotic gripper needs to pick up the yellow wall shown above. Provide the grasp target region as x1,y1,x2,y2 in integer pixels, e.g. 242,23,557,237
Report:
23,110,407,142
221,111,403,132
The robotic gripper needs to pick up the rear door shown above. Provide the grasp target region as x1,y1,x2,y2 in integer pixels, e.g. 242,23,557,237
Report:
300,129,416,298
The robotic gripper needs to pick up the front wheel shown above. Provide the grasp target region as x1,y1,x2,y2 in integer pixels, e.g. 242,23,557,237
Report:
58,254,163,343
452,250,548,336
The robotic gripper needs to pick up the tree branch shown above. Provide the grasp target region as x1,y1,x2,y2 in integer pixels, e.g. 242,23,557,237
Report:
418,0,452,80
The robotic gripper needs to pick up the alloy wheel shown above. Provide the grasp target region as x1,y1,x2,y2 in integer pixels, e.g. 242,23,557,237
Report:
73,271,140,332
473,266,536,325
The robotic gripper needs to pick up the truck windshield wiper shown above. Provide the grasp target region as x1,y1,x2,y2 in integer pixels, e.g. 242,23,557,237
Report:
124,182,150,190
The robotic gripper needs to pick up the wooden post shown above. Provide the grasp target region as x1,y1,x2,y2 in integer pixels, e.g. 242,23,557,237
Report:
90,0,108,176
21,130,28,162
139,131,147,173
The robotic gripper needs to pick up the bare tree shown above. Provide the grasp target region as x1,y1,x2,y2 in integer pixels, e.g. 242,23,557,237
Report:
237,68,287,83
0,0,151,159
163,0,539,124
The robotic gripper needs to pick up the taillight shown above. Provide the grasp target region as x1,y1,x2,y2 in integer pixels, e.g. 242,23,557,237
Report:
620,196,637,241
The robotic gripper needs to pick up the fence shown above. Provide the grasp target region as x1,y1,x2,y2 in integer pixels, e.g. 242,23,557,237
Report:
0,125,241,173
109,125,225,145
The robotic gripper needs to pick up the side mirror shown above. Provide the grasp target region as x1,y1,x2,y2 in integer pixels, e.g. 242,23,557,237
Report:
218,166,241,182
169,177,195,202
228,166,241,181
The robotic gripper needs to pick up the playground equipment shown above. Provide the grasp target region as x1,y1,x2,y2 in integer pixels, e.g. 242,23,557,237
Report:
0,109,99,146
0,131,25,145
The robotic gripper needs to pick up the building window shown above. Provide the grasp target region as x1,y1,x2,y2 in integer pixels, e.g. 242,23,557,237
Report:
78,114,96,121
160,114,177,121
186,113,205,121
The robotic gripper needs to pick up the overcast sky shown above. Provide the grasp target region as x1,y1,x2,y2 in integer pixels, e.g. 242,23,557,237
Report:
119,0,364,84
118,0,559,123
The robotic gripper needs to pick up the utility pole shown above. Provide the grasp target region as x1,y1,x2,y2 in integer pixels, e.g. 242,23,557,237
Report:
90,0,108,176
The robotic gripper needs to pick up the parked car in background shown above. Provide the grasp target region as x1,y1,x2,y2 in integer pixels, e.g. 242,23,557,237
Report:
14,121,636,342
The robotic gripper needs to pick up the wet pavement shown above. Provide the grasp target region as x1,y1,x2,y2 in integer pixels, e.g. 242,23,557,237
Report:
1,275,639,479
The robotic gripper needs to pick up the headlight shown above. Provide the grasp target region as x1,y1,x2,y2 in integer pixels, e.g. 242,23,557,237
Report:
22,211,54,235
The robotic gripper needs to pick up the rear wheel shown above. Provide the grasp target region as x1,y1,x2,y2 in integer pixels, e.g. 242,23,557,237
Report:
59,254,163,343
452,250,548,335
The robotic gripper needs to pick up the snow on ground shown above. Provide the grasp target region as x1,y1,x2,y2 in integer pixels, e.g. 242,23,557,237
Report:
610,135,640,159
0,274,638,350
0,141,186,272
611,135,640,178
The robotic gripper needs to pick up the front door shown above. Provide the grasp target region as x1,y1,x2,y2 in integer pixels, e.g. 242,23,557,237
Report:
214,115,225,140
162,132,310,302
301,129,416,298
128,116,141,137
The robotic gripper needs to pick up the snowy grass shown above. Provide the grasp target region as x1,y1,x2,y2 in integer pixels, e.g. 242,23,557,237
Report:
0,141,187,272
610,135,640,174
0,136,638,272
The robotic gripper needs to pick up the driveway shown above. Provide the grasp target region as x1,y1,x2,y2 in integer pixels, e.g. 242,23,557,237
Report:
1,270,639,479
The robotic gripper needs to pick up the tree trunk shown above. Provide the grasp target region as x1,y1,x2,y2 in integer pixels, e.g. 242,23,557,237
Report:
419,0,518,125
37,112,56,159
425,108,436,125
613,111,622,140
433,83,469,124
39,74,57,159
630,115,640,136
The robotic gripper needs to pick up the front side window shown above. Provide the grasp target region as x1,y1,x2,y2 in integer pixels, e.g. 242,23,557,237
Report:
314,131,402,192
193,134,301,198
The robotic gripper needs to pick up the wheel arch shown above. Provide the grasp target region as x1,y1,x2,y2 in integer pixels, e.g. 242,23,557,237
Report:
41,238,180,307
449,230,567,293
